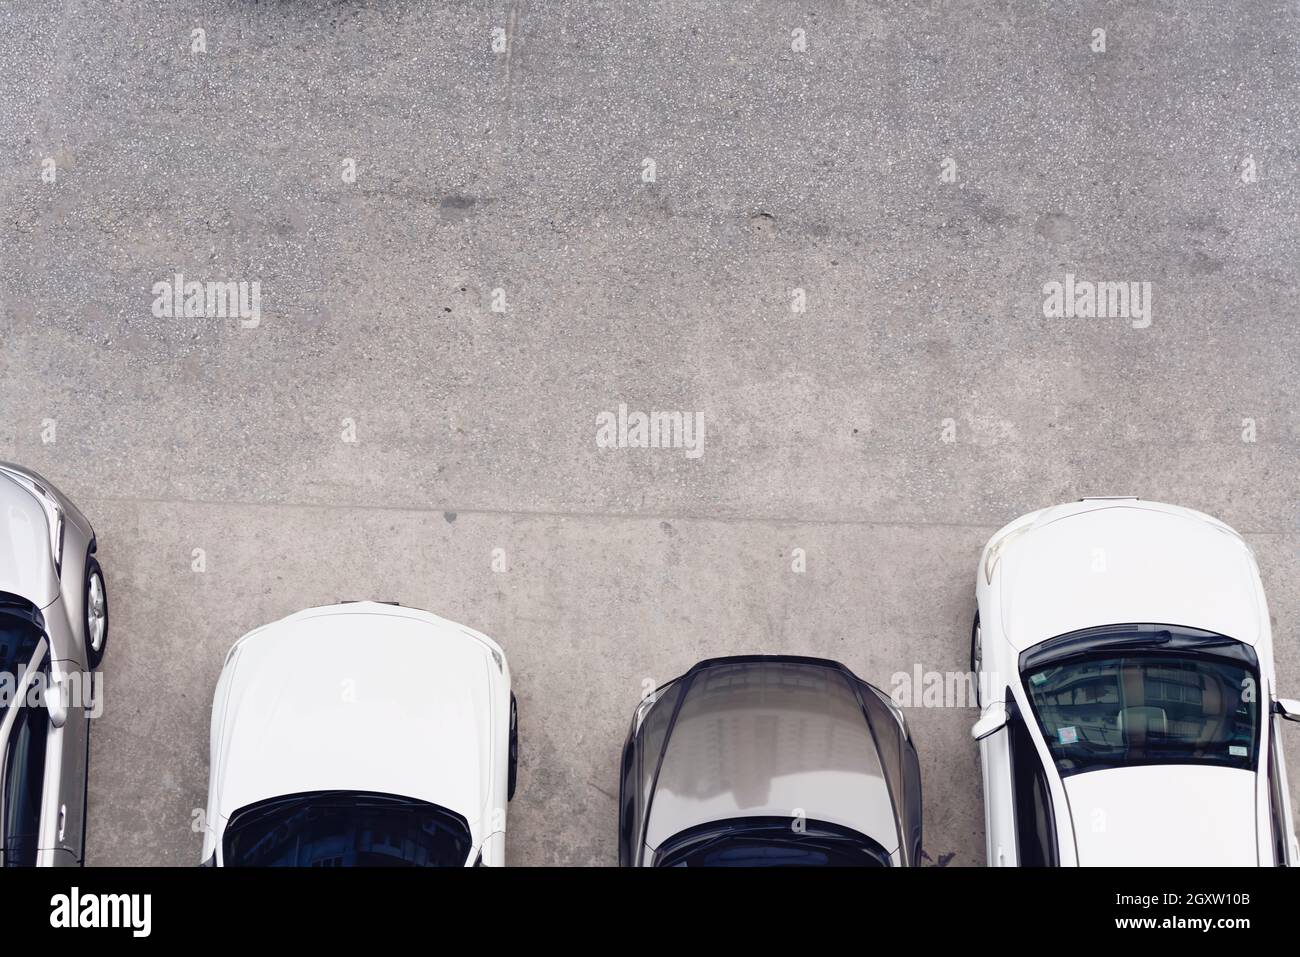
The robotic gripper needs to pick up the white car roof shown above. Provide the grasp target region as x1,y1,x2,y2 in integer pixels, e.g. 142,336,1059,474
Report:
1000,501,1261,652
212,603,502,832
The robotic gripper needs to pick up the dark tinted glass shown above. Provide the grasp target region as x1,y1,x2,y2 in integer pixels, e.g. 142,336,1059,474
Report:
655,817,891,868
3,679,49,867
1024,654,1258,775
1009,715,1056,866
223,792,473,867
0,608,42,690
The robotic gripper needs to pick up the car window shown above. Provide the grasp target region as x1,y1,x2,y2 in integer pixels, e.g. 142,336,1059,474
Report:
1009,714,1056,866
2,664,50,867
1024,653,1258,776
0,606,43,713
223,791,473,867
654,816,892,867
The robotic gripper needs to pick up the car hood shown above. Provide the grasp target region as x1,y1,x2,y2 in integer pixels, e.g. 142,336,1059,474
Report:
644,660,898,853
211,605,501,833
1063,764,1258,865
1001,502,1261,651
0,472,59,607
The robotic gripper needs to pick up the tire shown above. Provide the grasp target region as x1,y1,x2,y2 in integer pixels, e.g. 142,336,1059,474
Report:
83,555,108,669
507,693,518,802
970,612,982,709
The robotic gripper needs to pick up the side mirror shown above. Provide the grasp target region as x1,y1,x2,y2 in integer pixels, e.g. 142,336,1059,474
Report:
45,676,68,729
971,702,1008,741
1275,698,1300,723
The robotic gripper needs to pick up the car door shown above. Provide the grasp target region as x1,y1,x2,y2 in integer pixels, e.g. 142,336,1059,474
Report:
978,707,1019,866
47,608,88,864
0,642,63,866
1268,708,1298,865
52,663,87,863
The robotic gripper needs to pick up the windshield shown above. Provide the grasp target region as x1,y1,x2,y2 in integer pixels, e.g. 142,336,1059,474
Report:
222,791,473,867
654,817,891,867
1024,653,1258,776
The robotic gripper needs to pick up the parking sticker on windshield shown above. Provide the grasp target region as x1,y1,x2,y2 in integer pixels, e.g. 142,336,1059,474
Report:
1229,745,1247,757
1058,726,1079,745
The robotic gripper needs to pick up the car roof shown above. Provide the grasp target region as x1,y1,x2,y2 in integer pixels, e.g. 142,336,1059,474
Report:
644,657,900,853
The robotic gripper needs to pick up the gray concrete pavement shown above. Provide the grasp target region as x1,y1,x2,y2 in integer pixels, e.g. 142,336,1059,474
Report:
1,1,1297,865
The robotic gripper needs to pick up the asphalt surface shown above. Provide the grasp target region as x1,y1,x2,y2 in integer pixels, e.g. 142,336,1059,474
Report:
1,1,1297,866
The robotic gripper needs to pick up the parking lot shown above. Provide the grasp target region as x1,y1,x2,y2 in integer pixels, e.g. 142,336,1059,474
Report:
2,1,1298,865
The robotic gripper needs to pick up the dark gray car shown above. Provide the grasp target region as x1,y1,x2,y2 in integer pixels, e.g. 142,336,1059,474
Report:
619,655,922,866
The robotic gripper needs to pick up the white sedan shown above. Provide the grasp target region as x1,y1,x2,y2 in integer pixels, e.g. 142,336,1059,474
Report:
201,602,517,866
972,498,1299,866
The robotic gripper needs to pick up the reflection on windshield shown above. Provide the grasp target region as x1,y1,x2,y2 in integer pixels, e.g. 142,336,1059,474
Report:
1025,654,1257,776
223,791,473,867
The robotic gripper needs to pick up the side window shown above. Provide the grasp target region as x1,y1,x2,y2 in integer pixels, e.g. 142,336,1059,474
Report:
3,666,51,867
1009,715,1057,867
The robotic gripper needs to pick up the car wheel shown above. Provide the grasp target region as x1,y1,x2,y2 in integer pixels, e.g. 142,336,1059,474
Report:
83,556,108,669
507,693,518,802
970,612,982,709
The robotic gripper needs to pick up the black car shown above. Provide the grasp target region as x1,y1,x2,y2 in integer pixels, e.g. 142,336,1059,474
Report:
618,656,923,867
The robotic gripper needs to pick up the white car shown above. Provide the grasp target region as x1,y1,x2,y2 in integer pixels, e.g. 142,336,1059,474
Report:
971,498,1299,866
201,602,517,866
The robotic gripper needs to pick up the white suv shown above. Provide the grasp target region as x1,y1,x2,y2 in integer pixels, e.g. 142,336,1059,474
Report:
971,498,1299,866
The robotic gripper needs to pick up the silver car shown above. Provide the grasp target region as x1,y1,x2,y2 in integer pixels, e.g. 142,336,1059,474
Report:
0,463,106,866
619,655,923,866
